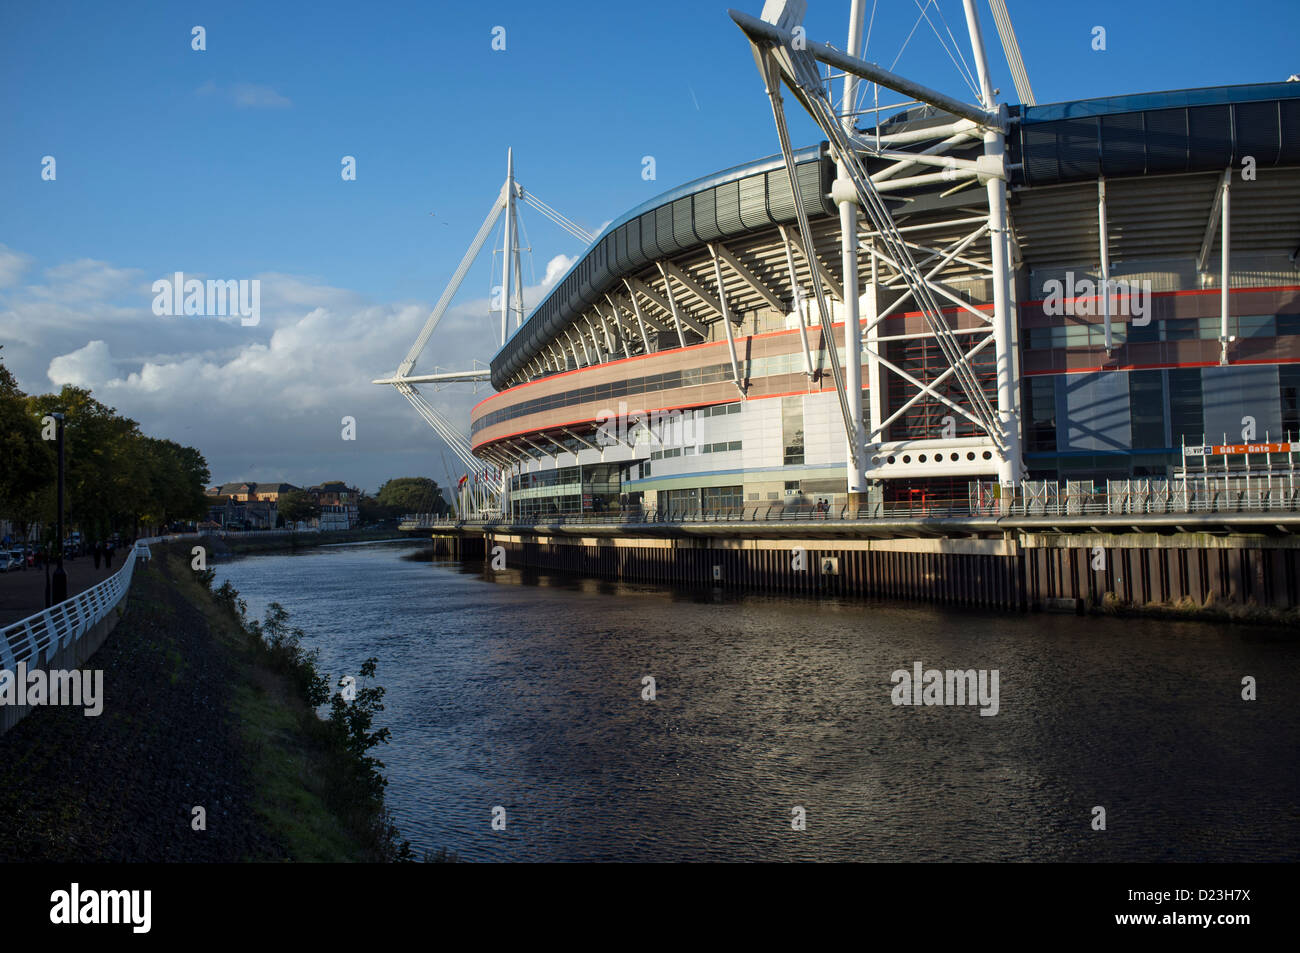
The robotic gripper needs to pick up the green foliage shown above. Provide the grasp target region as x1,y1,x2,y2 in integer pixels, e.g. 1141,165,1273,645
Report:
327,657,391,799
318,655,414,861
250,602,329,708
200,572,415,860
0,359,54,526
277,489,320,525
5,375,210,536
213,580,247,620
374,477,450,518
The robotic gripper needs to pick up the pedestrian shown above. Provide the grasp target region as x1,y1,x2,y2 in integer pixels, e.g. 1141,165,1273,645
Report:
104,542,114,570
93,541,102,569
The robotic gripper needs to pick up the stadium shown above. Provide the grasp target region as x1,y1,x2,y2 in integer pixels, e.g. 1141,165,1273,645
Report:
427,5,1300,518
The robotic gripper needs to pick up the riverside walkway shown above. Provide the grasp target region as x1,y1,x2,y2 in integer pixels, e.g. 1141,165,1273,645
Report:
0,559,122,626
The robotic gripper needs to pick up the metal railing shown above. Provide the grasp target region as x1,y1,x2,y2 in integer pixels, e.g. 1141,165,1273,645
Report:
399,481,1300,530
206,527,320,538
0,541,152,672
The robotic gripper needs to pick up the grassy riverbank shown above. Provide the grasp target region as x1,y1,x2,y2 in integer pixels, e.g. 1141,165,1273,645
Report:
0,542,415,862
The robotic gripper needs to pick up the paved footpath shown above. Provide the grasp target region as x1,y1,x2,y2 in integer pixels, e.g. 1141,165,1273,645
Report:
0,557,125,627
0,549,282,861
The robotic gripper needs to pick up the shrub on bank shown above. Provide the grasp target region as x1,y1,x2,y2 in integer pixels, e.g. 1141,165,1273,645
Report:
207,575,417,861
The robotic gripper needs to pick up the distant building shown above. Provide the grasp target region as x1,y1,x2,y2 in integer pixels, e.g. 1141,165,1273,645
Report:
308,481,360,529
205,479,360,529
206,499,275,530
214,482,256,502
252,483,299,503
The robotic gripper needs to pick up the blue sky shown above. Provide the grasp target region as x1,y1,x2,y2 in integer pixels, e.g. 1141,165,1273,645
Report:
2,0,1298,492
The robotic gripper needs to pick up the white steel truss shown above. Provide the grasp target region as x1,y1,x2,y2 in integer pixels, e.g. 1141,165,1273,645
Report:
731,0,1026,488
374,149,590,514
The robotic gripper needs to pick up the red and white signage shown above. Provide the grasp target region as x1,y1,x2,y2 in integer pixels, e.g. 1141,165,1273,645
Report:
1185,443,1295,456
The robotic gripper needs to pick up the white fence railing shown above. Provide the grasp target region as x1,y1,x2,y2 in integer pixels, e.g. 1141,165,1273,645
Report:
0,542,152,672
397,479,1300,530
210,527,321,538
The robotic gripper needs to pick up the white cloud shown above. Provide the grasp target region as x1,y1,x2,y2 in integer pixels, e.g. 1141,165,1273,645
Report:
32,258,140,305
3,246,572,491
232,83,292,109
542,253,576,287
0,245,33,288
195,81,292,109
48,339,116,389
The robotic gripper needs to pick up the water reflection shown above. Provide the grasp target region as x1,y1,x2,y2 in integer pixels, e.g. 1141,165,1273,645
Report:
217,542,1300,862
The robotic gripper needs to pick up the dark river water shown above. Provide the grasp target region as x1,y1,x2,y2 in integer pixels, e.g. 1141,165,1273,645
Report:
217,540,1300,862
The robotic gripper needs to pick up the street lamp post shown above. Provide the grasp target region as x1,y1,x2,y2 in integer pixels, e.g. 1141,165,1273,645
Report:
52,412,68,604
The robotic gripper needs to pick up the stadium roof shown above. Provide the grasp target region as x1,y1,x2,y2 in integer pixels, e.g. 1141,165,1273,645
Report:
490,82,1300,389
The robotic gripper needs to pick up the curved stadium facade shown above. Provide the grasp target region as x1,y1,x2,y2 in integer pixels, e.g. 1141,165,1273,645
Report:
470,83,1300,518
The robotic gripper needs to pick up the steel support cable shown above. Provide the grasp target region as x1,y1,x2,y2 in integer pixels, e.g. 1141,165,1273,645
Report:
866,225,992,320
785,65,1003,444
418,411,477,470
924,0,980,99
522,192,589,242
826,117,1002,442
396,383,483,474
988,0,1035,105
401,398,477,473
519,190,595,245
765,70,860,468
767,38,1001,449
811,91,984,402
399,187,507,376
889,2,930,71
851,0,880,119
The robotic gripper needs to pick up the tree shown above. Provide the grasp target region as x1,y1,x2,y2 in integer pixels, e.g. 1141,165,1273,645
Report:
11,377,211,538
375,477,449,516
27,386,144,535
278,489,320,525
0,357,54,532
357,491,390,525
138,437,211,528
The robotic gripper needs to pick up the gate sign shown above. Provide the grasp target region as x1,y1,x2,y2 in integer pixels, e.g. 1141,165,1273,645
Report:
1185,442,1295,456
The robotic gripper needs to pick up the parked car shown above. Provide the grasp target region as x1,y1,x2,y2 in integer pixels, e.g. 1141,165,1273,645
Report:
0,550,24,572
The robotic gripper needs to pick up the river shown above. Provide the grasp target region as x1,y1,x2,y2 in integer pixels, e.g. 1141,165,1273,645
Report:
217,540,1300,862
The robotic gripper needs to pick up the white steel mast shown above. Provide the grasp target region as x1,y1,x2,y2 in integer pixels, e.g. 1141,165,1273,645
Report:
962,0,1024,489
375,148,594,516
501,147,517,346
838,0,867,508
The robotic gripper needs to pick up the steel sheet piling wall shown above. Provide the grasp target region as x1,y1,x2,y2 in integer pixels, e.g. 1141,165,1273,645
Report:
421,528,1300,616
